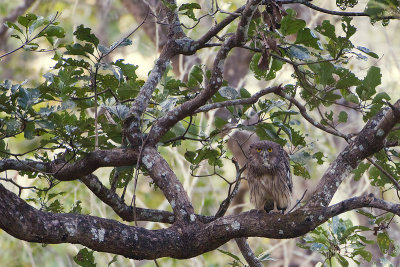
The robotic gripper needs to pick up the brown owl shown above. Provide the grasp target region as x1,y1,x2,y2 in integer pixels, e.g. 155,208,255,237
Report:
247,140,292,214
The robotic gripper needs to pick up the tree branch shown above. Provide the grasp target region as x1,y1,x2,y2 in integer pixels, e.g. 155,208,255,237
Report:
278,0,400,19
147,0,262,145
195,86,280,114
308,100,400,207
235,238,263,267
0,0,36,44
274,87,350,140
140,146,195,222
1,181,399,260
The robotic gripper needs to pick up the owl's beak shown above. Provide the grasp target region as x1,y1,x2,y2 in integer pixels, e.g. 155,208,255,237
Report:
262,151,268,160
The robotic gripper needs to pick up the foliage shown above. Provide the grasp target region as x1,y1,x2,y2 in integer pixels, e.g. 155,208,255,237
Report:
299,215,400,266
298,216,374,266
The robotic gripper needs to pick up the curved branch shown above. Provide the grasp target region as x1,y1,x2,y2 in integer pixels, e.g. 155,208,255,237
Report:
147,0,262,145
140,146,194,222
235,238,263,267
279,0,400,19
195,86,280,114
274,87,350,140
1,182,399,260
0,148,139,181
308,100,400,207
0,0,36,44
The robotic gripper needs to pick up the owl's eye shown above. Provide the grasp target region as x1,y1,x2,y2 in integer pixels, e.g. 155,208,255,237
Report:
256,148,262,152
267,148,273,152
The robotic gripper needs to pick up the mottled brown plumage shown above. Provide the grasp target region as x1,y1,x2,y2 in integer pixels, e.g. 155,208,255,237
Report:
247,140,292,213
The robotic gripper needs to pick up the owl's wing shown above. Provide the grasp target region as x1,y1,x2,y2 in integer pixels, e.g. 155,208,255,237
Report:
283,150,293,192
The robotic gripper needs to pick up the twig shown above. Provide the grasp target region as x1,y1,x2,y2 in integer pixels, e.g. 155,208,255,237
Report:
274,87,350,140
287,189,308,213
235,238,263,267
0,12,61,59
277,0,400,19
195,86,280,113
366,157,400,191
214,160,246,218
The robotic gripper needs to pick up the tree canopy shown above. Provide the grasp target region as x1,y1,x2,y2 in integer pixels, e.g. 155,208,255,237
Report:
1,0,400,266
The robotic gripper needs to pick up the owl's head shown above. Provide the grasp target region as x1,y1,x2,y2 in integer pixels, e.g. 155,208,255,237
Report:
248,140,283,171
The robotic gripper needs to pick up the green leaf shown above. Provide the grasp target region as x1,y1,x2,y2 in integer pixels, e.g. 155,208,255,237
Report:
70,200,82,214
5,21,23,33
240,88,251,99
338,111,348,123
108,255,118,266
65,43,95,57
74,25,99,47
161,0,178,10
250,53,266,80
29,17,47,35
17,13,38,28
288,45,311,61
293,162,311,179
295,28,322,50
335,68,361,89
187,65,203,87
219,86,238,100
24,122,35,140
45,199,64,213
341,17,356,39
379,258,395,267
353,249,372,262
184,151,196,163
179,3,201,21
214,116,228,129
313,152,325,165
280,9,306,36
109,166,134,188
43,25,65,38
336,254,349,267
316,20,337,41
113,59,138,80
74,248,96,267
24,43,39,51
352,162,370,181
377,232,391,254
372,92,391,104
217,249,243,264
308,62,335,85
257,252,274,262
356,66,381,101
357,46,379,59
266,58,284,80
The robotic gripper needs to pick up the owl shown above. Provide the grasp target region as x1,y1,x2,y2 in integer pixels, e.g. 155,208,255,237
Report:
247,140,292,214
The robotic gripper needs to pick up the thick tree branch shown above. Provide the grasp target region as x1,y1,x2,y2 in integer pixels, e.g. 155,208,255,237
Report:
1,182,399,260
0,148,139,181
80,173,174,223
123,0,189,146
81,173,213,224
140,146,194,222
147,0,262,145
0,147,195,223
308,100,400,207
